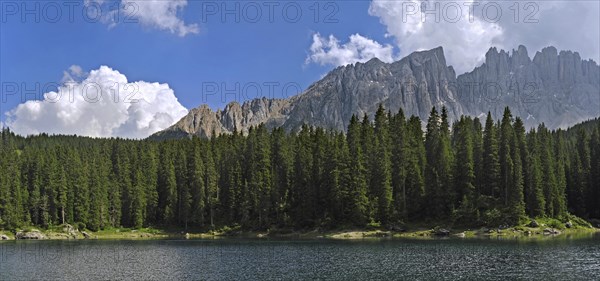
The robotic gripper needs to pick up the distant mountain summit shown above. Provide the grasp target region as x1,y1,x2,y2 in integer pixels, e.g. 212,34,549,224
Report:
457,45,600,129
151,45,599,139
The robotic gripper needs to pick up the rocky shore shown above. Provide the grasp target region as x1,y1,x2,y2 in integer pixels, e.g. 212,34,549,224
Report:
1,221,597,241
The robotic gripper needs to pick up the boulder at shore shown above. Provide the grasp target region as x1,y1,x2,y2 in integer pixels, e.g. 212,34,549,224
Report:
433,228,451,236
543,228,561,235
16,229,47,240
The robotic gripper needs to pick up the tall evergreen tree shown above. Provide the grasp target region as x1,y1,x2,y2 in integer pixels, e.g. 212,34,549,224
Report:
589,125,600,218
290,125,315,227
537,124,563,218
525,130,545,217
425,107,453,217
568,129,590,217
346,116,369,225
404,116,426,220
482,112,501,201
452,116,477,222
508,117,526,223
157,144,177,223
271,128,292,226
390,109,408,220
372,105,393,223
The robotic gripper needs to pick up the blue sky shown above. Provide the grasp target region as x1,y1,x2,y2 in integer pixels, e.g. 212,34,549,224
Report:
1,0,598,138
0,1,390,117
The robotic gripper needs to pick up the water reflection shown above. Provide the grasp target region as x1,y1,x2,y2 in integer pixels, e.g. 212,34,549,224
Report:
1,235,599,280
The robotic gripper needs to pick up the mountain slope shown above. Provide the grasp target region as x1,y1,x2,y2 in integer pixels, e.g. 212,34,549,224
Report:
151,45,599,139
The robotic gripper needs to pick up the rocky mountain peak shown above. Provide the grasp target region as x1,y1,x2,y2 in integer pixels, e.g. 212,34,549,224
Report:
458,45,599,129
151,45,599,140
512,45,531,66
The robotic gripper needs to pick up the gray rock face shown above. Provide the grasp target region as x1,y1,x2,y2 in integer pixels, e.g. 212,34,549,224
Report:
457,45,600,129
282,47,463,132
153,98,291,139
151,45,599,139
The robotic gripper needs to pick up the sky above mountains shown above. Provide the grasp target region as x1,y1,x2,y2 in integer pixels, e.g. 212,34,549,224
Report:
1,0,599,138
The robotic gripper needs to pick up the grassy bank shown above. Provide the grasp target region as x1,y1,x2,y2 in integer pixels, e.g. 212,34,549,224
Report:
1,219,598,241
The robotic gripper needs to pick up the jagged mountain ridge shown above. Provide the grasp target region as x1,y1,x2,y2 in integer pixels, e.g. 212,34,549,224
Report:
151,45,599,139
457,45,600,129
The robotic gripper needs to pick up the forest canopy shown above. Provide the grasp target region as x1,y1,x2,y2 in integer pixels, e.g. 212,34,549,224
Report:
1,106,599,231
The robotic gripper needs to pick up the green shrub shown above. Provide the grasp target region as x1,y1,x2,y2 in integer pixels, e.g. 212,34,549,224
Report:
22,226,37,232
482,208,503,227
366,220,381,230
513,226,526,231
545,218,564,230
567,214,593,228
219,224,241,235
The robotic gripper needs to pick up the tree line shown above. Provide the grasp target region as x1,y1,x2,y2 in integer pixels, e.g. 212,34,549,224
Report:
0,106,598,231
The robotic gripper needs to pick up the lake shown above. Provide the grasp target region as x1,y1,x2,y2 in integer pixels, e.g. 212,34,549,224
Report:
1,235,600,280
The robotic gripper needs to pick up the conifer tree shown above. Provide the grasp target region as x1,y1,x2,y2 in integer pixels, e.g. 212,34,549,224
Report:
439,107,454,211
372,105,393,223
390,109,408,220
346,116,369,225
568,129,590,217
525,130,545,217
175,147,191,228
188,138,206,226
425,107,441,217
203,141,219,228
499,107,515,208
271,128,292,226
482,112,501,200
453,116,477,222
589,125,600,218
404,116,426,220
508,117,526,223
157,144,177,223
291,125,314,227
360,114,376,220
538,124,561,217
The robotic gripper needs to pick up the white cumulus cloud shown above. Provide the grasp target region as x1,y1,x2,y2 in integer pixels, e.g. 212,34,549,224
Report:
127,0,199,37
90,0,199,37
5,66,188,139
306,33,396,67
368,0,502,73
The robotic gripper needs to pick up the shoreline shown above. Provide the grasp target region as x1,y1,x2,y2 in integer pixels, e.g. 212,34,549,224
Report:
1,225,598,241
